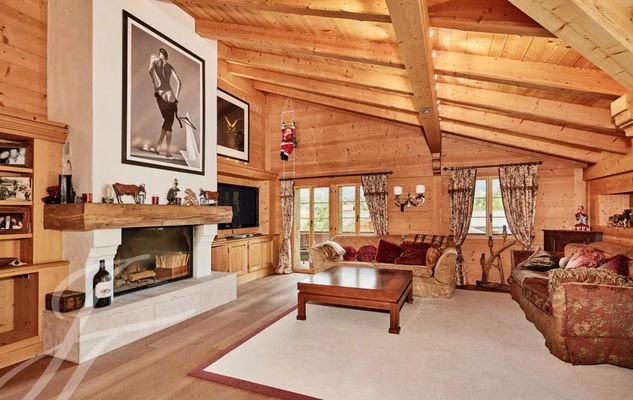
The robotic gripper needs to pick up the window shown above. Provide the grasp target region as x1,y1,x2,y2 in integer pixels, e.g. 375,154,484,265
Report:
293,187,330,270
469,177,511,236
339,185,373,234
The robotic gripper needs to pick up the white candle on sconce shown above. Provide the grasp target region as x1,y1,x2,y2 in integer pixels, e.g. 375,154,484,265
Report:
393,186,403,196
416,184,425,194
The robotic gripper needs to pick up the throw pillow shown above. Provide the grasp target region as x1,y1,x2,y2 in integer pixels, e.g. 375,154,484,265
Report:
425,245,441,270
548,267,633,293
356,245,378,262
599,254,630,277
565,247,606,269
342,246,357,261
394,242,430,265
375,239,403,263
517,248,559,272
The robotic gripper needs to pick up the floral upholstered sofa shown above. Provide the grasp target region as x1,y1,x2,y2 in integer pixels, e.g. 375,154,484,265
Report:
510,241,633,368
309,235,457,298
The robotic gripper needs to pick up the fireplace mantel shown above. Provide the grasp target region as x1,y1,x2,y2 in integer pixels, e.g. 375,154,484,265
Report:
44,204,232,231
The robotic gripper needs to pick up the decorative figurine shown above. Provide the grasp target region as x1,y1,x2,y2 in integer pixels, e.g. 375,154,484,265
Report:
167,179,180,205
112,183,146,204
42,185,60,204
102,184,115,204
574,206,590,231
608,209,632,228
199,189,219,205
183,189,199,206
280,121,296,161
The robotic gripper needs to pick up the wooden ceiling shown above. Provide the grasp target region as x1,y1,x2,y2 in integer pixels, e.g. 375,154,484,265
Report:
172,0,632,169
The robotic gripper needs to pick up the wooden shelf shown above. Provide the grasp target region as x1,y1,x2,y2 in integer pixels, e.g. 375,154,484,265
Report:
0,330,38,351
0,260,69,279
0,165,33,174
0,233,32,241
44,203,233,231
218,157,278,181
0,200,32,206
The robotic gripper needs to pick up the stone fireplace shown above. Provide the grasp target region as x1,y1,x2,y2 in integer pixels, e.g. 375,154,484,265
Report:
114,226,194,295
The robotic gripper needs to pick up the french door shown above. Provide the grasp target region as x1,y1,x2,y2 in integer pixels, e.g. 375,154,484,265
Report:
293,187,329,271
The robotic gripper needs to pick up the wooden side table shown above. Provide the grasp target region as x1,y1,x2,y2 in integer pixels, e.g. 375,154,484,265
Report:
542,229,603,255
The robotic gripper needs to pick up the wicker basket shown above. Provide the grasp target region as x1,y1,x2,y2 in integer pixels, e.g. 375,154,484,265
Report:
155,252,190,269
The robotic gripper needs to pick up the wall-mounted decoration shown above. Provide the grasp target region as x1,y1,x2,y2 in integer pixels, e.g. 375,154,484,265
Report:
122,11,205,175
0,207,31,234
217,88,249,162
0,177,32,201
0,143,30,167
280,121,296,161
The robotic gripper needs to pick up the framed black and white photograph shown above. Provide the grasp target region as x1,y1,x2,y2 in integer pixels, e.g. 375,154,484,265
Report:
0,143,30,167
0,177,32,201
122,11,205,175
0,207,30,234
217,89,249,162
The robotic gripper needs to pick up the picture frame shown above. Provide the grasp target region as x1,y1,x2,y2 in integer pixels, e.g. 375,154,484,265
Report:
0,142,30,167
0,207,31,234
0,177,32,201
122,11,206,175
217,88,250,162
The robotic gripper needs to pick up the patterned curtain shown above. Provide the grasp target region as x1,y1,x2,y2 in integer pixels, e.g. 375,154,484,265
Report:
448,168,477,286
498,164,539,250
275,180,294,274
361,174,389,236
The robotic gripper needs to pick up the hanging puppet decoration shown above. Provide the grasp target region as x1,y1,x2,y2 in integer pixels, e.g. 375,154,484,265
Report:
280,121,297,161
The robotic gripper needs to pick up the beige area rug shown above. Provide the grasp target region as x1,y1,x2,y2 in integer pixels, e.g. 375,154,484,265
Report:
191,290,633,400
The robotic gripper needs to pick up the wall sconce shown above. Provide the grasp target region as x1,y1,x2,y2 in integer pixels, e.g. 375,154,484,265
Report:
393,185,425,212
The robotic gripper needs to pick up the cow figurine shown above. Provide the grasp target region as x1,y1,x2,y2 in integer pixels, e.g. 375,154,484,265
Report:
112,183,146,204
199,189,219,206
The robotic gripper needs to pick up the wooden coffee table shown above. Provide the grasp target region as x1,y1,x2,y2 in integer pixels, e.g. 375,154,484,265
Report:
297,266,413,334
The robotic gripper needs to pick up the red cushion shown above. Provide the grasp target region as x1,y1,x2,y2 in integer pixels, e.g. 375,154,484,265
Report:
375,239,403,263
356,245,377,262
394,242,430,265
599,254,630,277
342,246,357,261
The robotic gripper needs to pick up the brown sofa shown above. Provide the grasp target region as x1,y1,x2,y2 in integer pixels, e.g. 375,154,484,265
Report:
510,241,633,368
309,235,457,298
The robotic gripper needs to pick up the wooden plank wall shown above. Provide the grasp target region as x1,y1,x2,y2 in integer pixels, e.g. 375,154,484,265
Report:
587,171,633,246
265,94,582,284
0,0,48,116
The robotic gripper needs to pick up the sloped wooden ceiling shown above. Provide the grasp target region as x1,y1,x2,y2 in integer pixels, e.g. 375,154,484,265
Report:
172,0,631,170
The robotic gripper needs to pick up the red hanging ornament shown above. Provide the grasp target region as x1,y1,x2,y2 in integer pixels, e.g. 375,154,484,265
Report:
280,121,296,161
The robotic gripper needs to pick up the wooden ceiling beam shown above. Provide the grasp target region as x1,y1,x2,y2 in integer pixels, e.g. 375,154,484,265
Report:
439,104,629,155
429,0,553,37
386,0,440,154
437,83,618,134
227,64,417,112
440,121,603,164
196,19,401,66
222,47,413,94
253,82,421,126
509,0,633,91
434,51,624,96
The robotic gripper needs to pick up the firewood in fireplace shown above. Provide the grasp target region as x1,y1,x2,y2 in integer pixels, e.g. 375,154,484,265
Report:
127,270,157,282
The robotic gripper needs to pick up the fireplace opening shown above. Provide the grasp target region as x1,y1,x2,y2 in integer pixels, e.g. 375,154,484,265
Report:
114,226,193,296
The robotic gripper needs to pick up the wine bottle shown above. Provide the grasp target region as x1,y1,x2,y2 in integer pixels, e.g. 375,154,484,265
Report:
93,260,112,308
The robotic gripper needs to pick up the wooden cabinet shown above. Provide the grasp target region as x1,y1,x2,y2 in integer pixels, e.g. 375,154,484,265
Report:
0,109,69,369
543,229,603,254
212,235,276,283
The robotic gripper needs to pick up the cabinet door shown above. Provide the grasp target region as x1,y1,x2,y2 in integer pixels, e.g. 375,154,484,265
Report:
248,240,264,273
228,242,248,276
211,245,229,273
263,238,274,269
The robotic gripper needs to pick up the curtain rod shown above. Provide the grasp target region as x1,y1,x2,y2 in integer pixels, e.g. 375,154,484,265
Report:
443,161,543,171
279,171,393,181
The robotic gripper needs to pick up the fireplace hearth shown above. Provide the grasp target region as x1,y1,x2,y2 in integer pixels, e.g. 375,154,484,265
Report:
114,226,193,295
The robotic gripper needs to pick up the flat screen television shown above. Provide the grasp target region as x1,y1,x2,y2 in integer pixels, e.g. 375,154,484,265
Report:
218,183,259,229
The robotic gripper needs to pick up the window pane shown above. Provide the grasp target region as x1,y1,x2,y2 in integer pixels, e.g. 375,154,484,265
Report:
340,186,355,202
359,218,374,233
340,186,356,233
299,188,310,203
358,186,374,234
470,180,487,234
341,218,355,233
314,187,329,203
491,179,510,234
299,218,310,231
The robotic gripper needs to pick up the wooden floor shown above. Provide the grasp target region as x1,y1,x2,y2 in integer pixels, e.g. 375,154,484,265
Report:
0,273,307,400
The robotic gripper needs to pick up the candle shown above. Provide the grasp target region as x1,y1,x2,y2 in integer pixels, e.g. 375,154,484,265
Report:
393,186,403,196
416,184,425,194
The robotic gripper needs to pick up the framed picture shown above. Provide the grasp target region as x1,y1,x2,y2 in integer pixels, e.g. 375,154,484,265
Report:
0,143,30,167
217,89,249,162
122,11,205,175
0,177,32,201
0,207,31,234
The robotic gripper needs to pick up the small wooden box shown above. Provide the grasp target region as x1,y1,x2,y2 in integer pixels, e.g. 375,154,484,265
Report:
45,290,85,313
155,265,189,280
